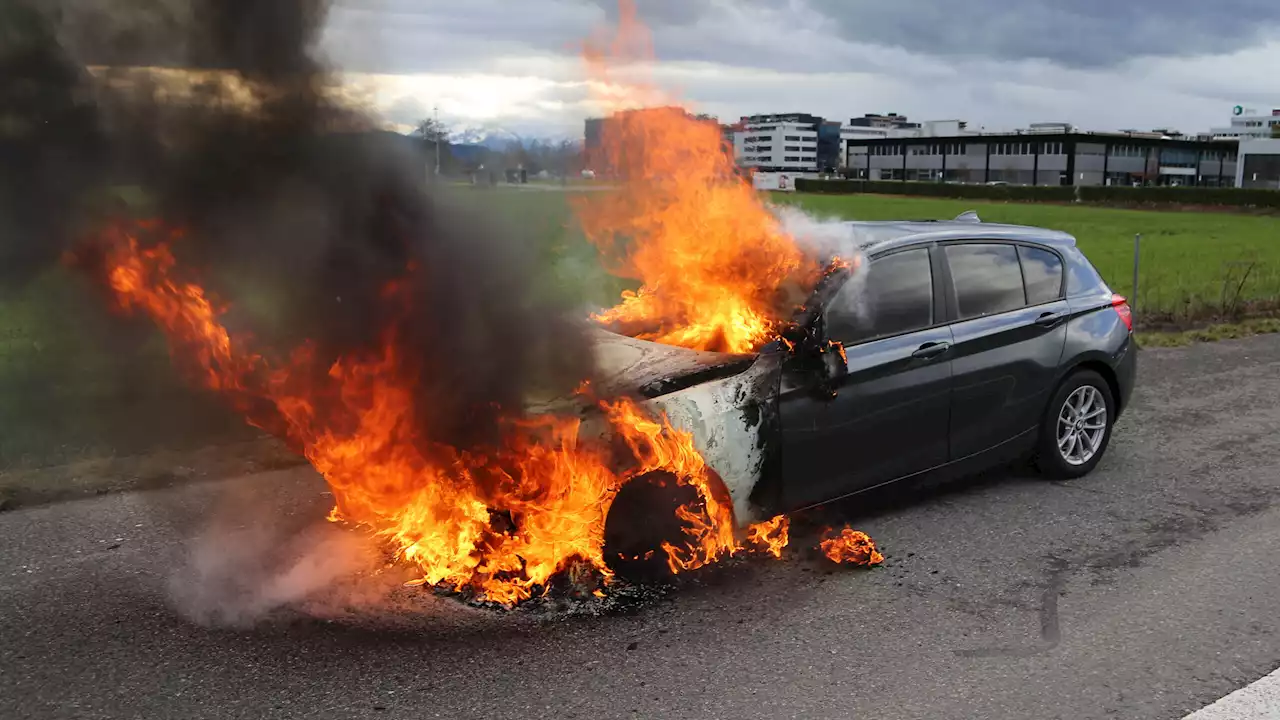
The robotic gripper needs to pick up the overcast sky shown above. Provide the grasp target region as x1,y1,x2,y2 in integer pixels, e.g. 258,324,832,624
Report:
319,0,1280,138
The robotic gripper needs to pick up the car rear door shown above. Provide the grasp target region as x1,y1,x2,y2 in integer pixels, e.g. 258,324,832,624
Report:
779,245,954,510
942,241,1069,460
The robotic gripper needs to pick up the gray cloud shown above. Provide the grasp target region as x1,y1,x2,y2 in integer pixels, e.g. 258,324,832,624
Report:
307,0,1280,138
324,0,599,73
800,0,1280,68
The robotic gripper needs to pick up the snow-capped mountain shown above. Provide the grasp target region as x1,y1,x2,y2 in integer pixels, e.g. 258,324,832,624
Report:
445,123,578,150
447,124,524,150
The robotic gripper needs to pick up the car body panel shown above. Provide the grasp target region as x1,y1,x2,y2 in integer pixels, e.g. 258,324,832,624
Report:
947,300,1070,459
777,325,954,510
640,353,782,525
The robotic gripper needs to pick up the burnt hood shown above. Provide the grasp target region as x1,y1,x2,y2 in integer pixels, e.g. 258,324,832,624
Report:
589,327,757,398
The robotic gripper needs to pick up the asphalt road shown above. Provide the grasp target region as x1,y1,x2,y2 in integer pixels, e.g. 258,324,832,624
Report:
5,334,1280,720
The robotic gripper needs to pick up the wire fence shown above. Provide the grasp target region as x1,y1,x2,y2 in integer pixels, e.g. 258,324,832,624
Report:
1127,232,1280,329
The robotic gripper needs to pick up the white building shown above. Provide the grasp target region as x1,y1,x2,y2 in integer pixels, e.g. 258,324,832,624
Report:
1207,106,1280,141
734,114,821,172
1236,139,1280,189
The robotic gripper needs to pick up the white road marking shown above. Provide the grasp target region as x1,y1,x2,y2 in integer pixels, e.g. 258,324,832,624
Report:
1185,666,1280,719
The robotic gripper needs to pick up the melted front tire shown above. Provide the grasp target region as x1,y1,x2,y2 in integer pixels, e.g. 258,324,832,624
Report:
603,471,700,581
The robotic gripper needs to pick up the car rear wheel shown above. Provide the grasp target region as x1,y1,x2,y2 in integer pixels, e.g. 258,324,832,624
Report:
1034,369,1115,480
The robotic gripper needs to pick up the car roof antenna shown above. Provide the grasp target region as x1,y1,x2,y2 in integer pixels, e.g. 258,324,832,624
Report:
954,210,982,223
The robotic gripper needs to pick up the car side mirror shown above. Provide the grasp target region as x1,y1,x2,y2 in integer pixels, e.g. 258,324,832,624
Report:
781,313,849,398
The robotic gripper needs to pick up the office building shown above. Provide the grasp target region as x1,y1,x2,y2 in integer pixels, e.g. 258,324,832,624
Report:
734,113,826,173
845,130,1238,187
1207,106,1280,141
847,113,921,132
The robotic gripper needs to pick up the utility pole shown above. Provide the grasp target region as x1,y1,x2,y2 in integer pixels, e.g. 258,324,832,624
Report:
434,106,441,177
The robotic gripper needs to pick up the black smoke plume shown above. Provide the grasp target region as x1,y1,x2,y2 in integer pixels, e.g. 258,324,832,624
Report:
5,0,597,452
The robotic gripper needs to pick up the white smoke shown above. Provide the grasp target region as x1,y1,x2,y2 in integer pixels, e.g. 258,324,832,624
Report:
770,203,872,324
165,482,407,628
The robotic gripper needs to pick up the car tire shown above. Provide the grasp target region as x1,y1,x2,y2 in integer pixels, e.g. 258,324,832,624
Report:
603,471,699,581
1034,368,1115,480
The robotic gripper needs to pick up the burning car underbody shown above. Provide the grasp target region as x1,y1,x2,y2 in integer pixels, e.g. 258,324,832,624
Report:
49,0,883,610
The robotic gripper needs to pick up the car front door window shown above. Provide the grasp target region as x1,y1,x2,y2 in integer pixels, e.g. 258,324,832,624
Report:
825,248,934,345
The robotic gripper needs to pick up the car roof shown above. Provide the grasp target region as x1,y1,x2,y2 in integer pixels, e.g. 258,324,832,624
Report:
843,213,1077,256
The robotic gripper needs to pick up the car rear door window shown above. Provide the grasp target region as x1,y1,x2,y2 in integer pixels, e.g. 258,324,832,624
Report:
1019,245,1064,305
826,248,933,344
945,243,1025,319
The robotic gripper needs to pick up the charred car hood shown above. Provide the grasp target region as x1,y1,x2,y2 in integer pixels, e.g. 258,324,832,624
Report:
589,327,757,399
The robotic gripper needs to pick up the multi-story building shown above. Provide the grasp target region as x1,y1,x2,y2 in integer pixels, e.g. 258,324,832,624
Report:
845,129,1239,187
847,113,921,132
1207,106,1280,141
836,117,978,168
734,113,825,173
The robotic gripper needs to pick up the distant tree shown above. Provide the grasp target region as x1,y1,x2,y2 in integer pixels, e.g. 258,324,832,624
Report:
414,117,448,143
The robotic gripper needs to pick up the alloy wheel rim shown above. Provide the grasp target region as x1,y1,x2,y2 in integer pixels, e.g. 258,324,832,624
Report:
1057,385,1107,466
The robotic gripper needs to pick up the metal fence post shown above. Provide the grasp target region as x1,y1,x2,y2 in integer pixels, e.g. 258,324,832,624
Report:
1132,233,1141,316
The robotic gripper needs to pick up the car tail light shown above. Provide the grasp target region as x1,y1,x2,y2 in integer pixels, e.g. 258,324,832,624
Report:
1111,294,1133,332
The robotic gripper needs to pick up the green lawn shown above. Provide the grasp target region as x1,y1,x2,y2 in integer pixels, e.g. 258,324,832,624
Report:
774,193,1280,322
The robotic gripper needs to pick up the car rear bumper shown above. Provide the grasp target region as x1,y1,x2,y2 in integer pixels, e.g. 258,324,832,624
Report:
1113,335,1137,417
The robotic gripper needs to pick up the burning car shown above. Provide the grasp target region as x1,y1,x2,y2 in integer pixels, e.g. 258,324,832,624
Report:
587,212,1137,561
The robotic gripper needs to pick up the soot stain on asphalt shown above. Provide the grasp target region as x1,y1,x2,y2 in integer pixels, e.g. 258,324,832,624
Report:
954,554,1070,659
1085,485,1279,587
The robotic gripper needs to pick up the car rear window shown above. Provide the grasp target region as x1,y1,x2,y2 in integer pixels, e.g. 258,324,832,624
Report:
944,244,1025,319
1065,248,1110,297
1019,245,1064,305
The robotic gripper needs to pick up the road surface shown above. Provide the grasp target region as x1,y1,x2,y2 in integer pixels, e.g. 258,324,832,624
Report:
4,335,1280,720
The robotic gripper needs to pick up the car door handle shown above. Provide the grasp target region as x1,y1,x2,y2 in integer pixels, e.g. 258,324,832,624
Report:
911,341,951,360
1035,311,1063,328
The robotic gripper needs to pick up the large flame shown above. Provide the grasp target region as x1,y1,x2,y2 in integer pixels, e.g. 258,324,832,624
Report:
78,1,883,608
574,0,824,354
93,222,798,604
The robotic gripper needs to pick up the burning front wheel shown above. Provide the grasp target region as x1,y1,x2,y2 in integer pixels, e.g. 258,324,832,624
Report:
603,471,700,580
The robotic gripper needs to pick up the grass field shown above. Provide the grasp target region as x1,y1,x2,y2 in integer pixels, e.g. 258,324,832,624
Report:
2,184,1278,473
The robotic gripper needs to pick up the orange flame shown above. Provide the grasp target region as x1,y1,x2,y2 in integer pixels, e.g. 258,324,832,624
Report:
745,515,790,559
91,222,806,604
819,527,885,567
573,0,823,354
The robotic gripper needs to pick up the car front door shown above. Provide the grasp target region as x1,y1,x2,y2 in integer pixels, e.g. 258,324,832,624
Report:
942,241,1069,460
779,245,954,511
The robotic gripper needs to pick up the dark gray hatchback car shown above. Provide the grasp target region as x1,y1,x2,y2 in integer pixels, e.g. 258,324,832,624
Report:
773,212,1137,510
594,211,1136,557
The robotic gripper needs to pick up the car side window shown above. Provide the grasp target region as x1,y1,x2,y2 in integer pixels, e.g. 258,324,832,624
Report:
1019,245,1064,305
944,243,1026,319
826,248,933,344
